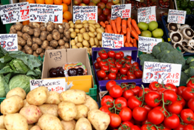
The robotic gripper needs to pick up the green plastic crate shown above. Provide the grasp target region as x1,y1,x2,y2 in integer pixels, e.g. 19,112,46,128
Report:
0,97,5,104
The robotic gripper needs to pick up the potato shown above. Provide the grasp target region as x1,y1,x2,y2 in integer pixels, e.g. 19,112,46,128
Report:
76,43,83,48
24,99,30,107
89,38,95,46
42,40,49,49
83,33,89,40
34,28,40,37
29,22,40,28
33,37,42,45
70,23,74,28
75,24,83,29
75,28,80,33
38,114,63,130
75,105,88,120
47,34,53,41
71,32,76,38
99,41,102,46
26,86,48,106
63,22,70,29
1,95,24,114
88,20,96,24
80,28,85,33
64,31,70,39
58,25,64,33
89,24,96,29
50,40,58,48
32,43,39,51
58,102,77,121
78,34,83,42
14,22,23,31
18,37,26,46
82,20,88,24
88,109,110,130
89,32,95,37
27,38,33,46
83,95,98,111
70,40,76,46
4,113,28,130
61,120,75,130
58,39,65,46
17,31,23,37
72,45,78,48
6,87,26,100
45,46,54,50
53,31,60,40
36,48,43,55
28,124,33,130
65,43,70,48
40,26,46,31
47,24,54,32
40,52,44,58
96,28,104,34
75,20,81,24
97,33,102,40
94,38,99,46
60,90,86,104
75,36,78,43
39,104,58,116
75,118,92,130
30,125,41,130
45,91,60,104
0,116,5,129
83,40,89,47
69,28,74,32
95,23,100,28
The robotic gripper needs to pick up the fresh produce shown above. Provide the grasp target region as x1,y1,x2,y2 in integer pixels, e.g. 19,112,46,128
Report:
182,57,194,78
176,0,194,15
6,87,26,100
49,67,65,77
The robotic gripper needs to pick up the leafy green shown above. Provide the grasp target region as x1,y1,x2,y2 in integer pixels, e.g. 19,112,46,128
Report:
0,75,8,97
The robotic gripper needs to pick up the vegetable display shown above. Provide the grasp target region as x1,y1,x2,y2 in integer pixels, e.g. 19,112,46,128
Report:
176,0,194,15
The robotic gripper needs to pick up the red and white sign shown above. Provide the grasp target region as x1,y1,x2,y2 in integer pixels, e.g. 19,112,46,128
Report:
111,4,131,19
137,6,156,23
0,34,18,51
167,9,186,24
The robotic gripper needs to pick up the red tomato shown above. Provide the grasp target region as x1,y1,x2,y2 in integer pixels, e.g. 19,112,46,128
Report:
122,121,133,127
143,105,152,112
127,70,134,76
100,106,111,115
138,88,151,97
134,70,143,78
130,125,140,130
115,97,127,110
121,58,126,64
119,51,124,58
110,67,118,74
108,72,116,80
153,106,168,116
121,75,128,80
163,90,177,103
101,95,114,107
106,80,117,91
109,85,123,98
180,109,194,124
115,52,121,59
124,63,131,69
99,51,108,60
129,86,141,96
164,114,180,129
167,101,183,114
186,76,194,88
103,76,109,80
157,88,166,95
125,55,132,61
123,90,134,100
101,65,109,71
147,109,164,125
158,126,170,130
177,86,186,96
127,96,142,109
174,123,184,130
149,81,163,91
181,87,194,101
108,50,115,58
141,124,156,130
115,63,122,70
188,98,194,111
96,57,101,63
99,61,107,67
132,62,139,67
127,74,136,79
183,124,194,130
177,95,186,108
132,107,147,121
97,70,106,78
120,67,128,75
165,83,177,93
110,114,121,128
119,107,132,121
94,62,99,69
145,91,161,107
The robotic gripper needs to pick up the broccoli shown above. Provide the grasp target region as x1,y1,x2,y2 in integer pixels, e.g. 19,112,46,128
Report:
189,62,194,67
139,54,155,66
184,66,194,77
182,64,189,71
180,72,189,85
186,57,194,64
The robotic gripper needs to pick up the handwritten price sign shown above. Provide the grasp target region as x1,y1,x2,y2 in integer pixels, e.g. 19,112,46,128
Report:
142,61,182,86
137,6,156,23
167,9,186,24
102,33,124,49
0,34,18,51
111,4,131,19
73,6,97,23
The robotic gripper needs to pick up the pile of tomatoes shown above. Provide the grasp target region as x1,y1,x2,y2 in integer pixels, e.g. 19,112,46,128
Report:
94,49,143,80
100,78,194,130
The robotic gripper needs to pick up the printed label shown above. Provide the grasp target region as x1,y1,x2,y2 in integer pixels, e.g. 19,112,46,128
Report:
0,34,18,51
102,33,124,48
138,6,156,23
111,4,131,19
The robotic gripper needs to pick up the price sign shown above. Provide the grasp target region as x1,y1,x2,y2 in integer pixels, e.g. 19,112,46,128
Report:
137,6,156,23
30,78,66,93
0,2,29,24
167,9,186,24
138,36,162,53
142,61,182,86
0,34,18,51
73,6,97,23
111,4,131,19
102,33,124,48
29,4,63,23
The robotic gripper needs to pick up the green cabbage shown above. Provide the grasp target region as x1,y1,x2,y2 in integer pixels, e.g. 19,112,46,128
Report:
0,75,8,97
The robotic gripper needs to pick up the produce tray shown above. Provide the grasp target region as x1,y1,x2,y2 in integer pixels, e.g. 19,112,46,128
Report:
161,15,194,56
0,97,5,104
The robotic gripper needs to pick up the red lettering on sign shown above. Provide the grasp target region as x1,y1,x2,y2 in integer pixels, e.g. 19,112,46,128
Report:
88,13,96,20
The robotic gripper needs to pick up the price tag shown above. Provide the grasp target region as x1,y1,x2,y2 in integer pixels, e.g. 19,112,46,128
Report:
0,2,29,24
138,36,162,53
102,33,124,48
30,78,66,93
142,61,182,86
29,4,63,23
0,34,18,51
137,6,156,23
167,9,186,24
73,6,97,23
111,4,131,19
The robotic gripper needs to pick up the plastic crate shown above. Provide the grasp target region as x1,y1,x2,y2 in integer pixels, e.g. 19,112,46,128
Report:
0,97,5,104
161,15,194,56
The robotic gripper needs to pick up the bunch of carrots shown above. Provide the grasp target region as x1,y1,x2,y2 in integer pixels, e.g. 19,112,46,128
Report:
100,17,141,47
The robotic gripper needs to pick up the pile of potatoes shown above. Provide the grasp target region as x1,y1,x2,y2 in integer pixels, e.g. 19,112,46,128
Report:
69,20,104,55
0,87,110,130
9,22,71,57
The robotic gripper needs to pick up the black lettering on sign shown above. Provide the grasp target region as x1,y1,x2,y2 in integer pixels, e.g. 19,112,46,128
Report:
49,51,62,61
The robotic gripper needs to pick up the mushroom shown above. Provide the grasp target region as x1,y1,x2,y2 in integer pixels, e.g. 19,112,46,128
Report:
183,39,194,53
181,28,194,40
172,43,186,53
167,23,179,32
181,39,188,47
179,24,190,32
170,32,183,43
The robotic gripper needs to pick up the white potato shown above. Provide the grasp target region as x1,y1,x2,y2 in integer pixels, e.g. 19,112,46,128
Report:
45,91,60,104
0,116,5,129
24,99,30,107
83,95,98,111
30,125,41,130
6,87,26,100
75,105,88,120
75,118,92,130
61,120,76,130
39,104,58,116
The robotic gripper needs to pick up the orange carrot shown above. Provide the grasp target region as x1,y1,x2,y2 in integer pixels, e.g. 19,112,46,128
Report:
116,17,121,34
105,28,107,33
133,39,137,47
105,21,109,25
122,20,127,34
124,36,127,43
131,25,136,33
126,28,130,43
128,43,133,47
106,25,113,33
100,21,106,28
131,19,141,35
111,20,117,34
125,43,129,47
127,18,131,29
130,37,134,43
131,30,139,40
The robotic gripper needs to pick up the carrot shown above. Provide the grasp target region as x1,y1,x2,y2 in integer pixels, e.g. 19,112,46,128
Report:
122,20,127,34
131,19,141,35
124,36,127,43
116,17,121,33
130,37,134,43
105,28,107,33
100,21,106,28
131,25,136,33
127,18,131,29
105,21,109,25
106,25,113,33
111,20,117,34
126,28,131,43
125,43,129,47
133,39,137,47
128,43,133,47
131,30,139,40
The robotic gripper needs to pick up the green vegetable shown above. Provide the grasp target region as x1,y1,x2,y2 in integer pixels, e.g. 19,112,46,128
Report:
9,59,29,74
181,1,188,9
0,75,8,97
180,72,189,85
186,8,191,15
186,57,194,64
188,1,194,8
184,66,194,77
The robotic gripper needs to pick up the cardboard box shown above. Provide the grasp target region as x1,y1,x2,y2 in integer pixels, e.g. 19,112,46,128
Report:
42,48,93,92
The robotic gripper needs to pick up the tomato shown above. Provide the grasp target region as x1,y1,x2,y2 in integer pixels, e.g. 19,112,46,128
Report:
109,85,123,98
97,70,106,78
99,52,108,60
167,101,183,114
121,58,126,64
115,63,122,70
123,90,134,100
110,67,118,74
101,65,109,71
108,50,115,58
124,63,131,69
186,76,194,88
157,88,166,95
183,124,194,130
134,70,142,78
108,72,116,80
110,113,121,128
127,74,136,80
158,125,170,130
101,95,114,107
180,109,194,124
132,62,139,67
100,106,111,115
129,86,141,96
143,105,152,112
147,109,164,125
177,86,186,96
119,107,132,121
127,96,142,109
164,114,180,129
120,83,128,92
165,83,177,93
99,61,107,67
174,123,184,130
119,51,124,58
118,121,133,130
122,121,133,127
125,55,132,61
120,67,128,75
181,87,194,101
138,88,151,97
145,91,161,107
94,62,99,69
141,124,156,130
121,75,128,80
130,125,140,130
115,52,121,59
96,57,102,63
115,97,127,110
127,70,134,76
153,106,168,116
188,98,194,111
149,81,163,91
177,95,186,108
132,107,147,121
106,80,116,91
163,90,177,104
103,76,109,80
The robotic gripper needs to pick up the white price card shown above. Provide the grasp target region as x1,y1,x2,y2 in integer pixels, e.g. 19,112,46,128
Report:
102,33,124,49
0,34,18,51
142,61,182,86
73,6,98,23
30,78,66,93
29,4,63,23
167,9,186,24
137,6,156,23
138,36,162,53
0,2,29,24
111,4,131,20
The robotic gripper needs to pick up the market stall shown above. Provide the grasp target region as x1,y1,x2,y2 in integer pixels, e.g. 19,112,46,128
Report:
0,0,194,130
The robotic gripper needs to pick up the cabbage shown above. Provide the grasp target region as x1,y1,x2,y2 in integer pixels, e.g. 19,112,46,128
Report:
0,75,7,97
7,75,33,94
